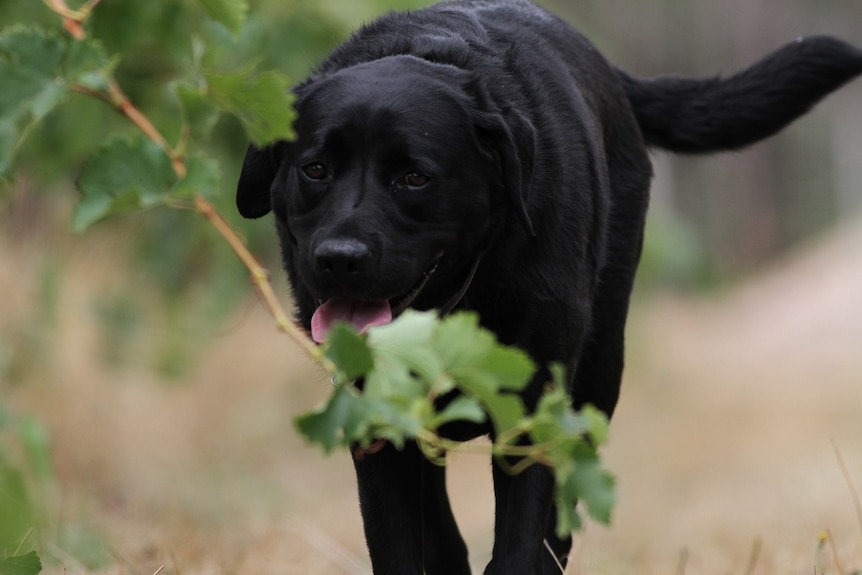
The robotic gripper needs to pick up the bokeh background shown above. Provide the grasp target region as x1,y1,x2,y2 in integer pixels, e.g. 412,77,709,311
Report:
1,0,861,573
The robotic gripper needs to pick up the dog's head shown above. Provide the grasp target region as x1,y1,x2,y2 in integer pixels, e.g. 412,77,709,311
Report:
236,55,536,342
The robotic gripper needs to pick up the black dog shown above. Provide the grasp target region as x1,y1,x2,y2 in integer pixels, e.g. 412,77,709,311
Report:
236,1,862,573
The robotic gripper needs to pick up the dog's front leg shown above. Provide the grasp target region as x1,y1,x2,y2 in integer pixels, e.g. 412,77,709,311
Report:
353,440,470,574
485,460,559,575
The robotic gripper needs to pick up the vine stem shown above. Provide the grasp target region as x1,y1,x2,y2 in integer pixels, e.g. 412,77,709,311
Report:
106,79,187,178
193,194,325,364
44,0,101,40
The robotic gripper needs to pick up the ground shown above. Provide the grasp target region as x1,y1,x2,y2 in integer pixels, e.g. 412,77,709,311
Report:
2,218,861,575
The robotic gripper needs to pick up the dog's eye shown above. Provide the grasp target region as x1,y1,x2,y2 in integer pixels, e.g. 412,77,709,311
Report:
396,172,430,189
302,162,328,181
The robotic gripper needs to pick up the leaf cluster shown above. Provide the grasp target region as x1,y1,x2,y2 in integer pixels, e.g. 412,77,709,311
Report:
0,20,294,228
299,311,616,535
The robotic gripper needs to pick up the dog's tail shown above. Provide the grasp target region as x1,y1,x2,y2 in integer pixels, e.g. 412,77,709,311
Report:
617,36,862,154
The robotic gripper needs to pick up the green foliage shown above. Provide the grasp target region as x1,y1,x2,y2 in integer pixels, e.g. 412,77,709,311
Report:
530,369,615,534
300,311,616,531
71,136,223,231
0,551,41,575
0,406,107,572
206,66,296,145
0,26,114,178
194,0,249,36
72,135,177,231
1,7,292,228
304,311,536,450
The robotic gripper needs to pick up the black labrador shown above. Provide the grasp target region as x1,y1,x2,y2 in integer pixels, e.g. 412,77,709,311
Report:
236,1,862,573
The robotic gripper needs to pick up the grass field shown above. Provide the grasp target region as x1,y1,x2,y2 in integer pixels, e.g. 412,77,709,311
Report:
2,217,861,574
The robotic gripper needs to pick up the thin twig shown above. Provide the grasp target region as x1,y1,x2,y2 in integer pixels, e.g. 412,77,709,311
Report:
44,0,77,18
192,195,324,364
106,79,186,177
543,538,566,574
44,0,85,39
13,528,34,556
70,84,113,103
286,523,369,574
832,438,862,541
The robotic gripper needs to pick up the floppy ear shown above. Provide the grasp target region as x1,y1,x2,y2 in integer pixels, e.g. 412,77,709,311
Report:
236,144,276,219
472,93,538,237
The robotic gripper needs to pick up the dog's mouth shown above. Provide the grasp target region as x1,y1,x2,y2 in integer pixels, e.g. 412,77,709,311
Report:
310,252,443,344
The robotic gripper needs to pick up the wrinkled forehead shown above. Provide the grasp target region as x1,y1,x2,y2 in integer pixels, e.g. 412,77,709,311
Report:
294,57,475,153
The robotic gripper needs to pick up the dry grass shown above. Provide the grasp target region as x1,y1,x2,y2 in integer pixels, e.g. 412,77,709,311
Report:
2,218,861,574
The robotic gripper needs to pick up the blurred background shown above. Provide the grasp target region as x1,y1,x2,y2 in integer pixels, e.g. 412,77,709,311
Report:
1,0,861,573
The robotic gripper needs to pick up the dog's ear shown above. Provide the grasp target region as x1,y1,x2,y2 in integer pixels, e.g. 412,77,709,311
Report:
236,144,276,219
471,85,537,237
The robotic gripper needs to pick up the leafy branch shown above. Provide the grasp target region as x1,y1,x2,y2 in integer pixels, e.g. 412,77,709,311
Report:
31,0,321,362
1,0,617,541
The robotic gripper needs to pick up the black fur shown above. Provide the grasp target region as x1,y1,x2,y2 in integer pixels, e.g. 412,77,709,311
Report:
236,1,862,573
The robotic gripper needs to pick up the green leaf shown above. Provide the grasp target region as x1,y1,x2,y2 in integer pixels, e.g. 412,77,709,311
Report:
295,384,425,452
172,81,220,142
0,27,66,116
434,313,535,394
554,449,616,535
430,396,486,428
476,390,526,435
360,397,428,450
64,37,115,93
0,26,114,178
432,312,496,370
171,153,220,200
580,404,611,446
474,345,535,392
324,324,374,381
0,551,42,575
194,0,249,36
366,311,444,396
295,385,364,453
368,311,531,435
206,65,295,146
453,369,525,434
520,365,616,535
72,135,176,232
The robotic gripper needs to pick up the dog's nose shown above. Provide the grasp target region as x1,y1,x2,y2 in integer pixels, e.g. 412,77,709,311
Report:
314,238,372,279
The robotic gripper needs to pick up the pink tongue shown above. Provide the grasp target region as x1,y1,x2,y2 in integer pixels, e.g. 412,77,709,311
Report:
311,298,393,343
